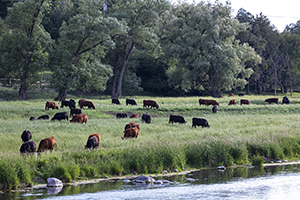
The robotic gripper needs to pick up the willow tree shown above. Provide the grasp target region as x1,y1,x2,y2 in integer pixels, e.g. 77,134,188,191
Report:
49,0,127,100
164,2,261,97
0,0,52,100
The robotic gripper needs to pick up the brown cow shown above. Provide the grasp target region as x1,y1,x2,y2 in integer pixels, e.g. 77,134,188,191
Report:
240,99,250,105
85,133,101,149
198,99,206,106
70,114,88,123
228,93,234,97
80,100,95,109
45,101,59,110
130,113,139,118
205,100,219,106
37,137,56,153
228,99,236,106
265,98,278,104
143,100,159,109
121,127,139,139
124,122,140,131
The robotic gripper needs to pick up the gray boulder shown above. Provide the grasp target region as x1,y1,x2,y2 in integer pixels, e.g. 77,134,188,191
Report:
47,177,63,187
135,175,155,183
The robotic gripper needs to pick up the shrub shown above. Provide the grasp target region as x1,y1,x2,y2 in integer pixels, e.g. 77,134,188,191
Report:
51,165,72,182
0,161,19,190
80,166,98,177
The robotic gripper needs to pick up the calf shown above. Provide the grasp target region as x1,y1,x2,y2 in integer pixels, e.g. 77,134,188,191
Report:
37,137,56,153
51,112,68,121
121,127,139,139
20,141,36,154
37,115,49,120
116,113,128,118
21,129,32,142
143,100,159,109
61,100,76,109
85,136,99,150
126,99,137,106
112,98,121,105
45,101,59,110
228,99,236,105
141,113,151,124
212,105,217,113
70,113,88,123
79,100,95,109
70,108,82,117
240,99,250,105
205,100,219,106
282,96,290,104
192,117,210,128
169,114,186,124
265,98,278,104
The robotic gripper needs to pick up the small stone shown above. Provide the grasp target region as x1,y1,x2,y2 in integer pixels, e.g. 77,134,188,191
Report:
184,177,195,182
47,178,63,187
162,170,168,173
154,180,163,184
135,175,155,183
123,179,131,183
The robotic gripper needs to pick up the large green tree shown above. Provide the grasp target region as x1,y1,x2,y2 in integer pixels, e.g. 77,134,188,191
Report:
49,0,127,100
0,0,52,100
105,0,171,98
164,2,261,97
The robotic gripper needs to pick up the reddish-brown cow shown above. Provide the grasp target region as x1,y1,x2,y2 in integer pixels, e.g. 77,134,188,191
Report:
129,113,139,118
85,133,101,148
79,100,95,109
143,100,159,109
121,127,139,139
198,99,206,106
265,98,278,104
70,113,88,123
205,100,219,106
37,137,56,153
228,99,236,106
45,101,59,110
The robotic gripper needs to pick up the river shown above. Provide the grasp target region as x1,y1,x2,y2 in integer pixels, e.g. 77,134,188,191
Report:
3,163,300,200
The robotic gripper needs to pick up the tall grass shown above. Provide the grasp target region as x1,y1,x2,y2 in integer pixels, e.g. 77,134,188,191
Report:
1,92,300,189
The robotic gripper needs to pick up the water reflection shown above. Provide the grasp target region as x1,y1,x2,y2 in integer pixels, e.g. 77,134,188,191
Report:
3,164,300,200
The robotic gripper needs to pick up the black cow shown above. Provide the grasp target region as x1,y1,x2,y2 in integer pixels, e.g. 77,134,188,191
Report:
169,114,186,124
21,130,32,142
51,111,68,121
126,99,137,106
61,100,76,109
116,113,128,118
20,141,36,154
37,115,49,120
282,96,290,104
238,93,244,96
112,98,121,105
192,117,210,128
141,113,151,124
86,136,99,150
212,105,217,114
70,108,82,117
29,116,35,121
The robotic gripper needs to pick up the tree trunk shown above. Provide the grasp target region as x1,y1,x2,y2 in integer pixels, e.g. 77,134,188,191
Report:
114,43,134,98
19,80,27,100
111,56,120,99
285,51,293,97
55,89,67,101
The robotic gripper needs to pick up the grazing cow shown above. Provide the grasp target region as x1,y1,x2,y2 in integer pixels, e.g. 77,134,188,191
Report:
29,116,35,121
37,115,50,120
87,133,101,143
124,122,140,131
240,99,250,105
228,99,237,106
121,127,139,139
265,98,278,104
212,105,218,114
238,93,244,96
37,137,56,153
21,130,32,142
143,100,159,109
85,136,99,150
141,113,151,123
126,99,137,106
112,98,121,105
199,99,206,106
61,100,76,109
45,101,59,110
169,114,186,124
282,96,290,104
70,108,82,117
78,99,86,107
130,113,139,118
116,113,128,118
51,111,68,121
20,141,36,154
192,117,210,128
205,100,219,106
228,93,234,97
70,113,88,123
80,100,95,109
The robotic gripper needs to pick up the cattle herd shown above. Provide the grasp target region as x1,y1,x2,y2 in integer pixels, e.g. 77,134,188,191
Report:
19,95,290,155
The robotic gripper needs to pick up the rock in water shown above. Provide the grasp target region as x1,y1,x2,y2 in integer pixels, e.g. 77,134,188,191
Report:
135,175,155,183
47,178,63,187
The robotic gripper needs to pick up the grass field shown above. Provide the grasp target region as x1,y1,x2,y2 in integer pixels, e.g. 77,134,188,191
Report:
1,89,300,189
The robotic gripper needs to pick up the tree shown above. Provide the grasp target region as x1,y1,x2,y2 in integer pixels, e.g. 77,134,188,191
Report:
0,0,52,100
164,2,261,97
105,0,171,98
49,0,127,100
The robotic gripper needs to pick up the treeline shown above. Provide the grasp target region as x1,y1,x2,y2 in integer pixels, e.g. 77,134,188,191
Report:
0,0,299,100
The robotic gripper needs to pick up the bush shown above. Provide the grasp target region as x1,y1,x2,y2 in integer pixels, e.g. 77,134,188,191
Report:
0,161,19,190
51,165,72,182
80,166,98,177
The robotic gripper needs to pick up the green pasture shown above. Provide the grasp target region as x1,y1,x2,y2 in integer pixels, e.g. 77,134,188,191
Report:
1,92,300,189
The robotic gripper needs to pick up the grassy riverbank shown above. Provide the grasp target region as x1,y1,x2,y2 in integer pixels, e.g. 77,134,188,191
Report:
1,89,300,190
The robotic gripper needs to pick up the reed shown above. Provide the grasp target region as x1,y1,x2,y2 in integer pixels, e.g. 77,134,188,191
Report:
0,92,300,189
